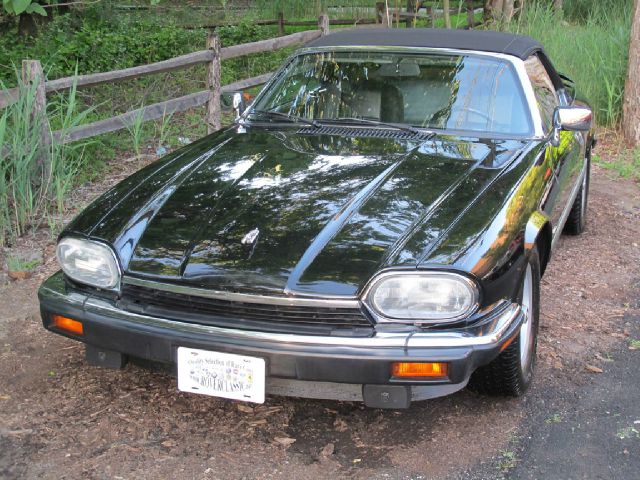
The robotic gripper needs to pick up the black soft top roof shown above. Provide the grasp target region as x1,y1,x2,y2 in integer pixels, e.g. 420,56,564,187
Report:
305,28,543,60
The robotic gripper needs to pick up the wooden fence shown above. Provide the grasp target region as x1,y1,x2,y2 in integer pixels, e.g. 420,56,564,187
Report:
0,15,330,166
0,1,485,166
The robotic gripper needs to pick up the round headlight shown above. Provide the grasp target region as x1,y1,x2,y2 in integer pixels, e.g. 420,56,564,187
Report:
364,271,479,323
57,237,120,289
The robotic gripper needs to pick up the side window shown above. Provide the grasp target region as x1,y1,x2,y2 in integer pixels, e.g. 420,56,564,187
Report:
524,55,558,133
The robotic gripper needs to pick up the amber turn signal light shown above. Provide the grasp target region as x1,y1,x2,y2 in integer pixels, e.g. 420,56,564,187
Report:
52,315,83,336
391,362,448,378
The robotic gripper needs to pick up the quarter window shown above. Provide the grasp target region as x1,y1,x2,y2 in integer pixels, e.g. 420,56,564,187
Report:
524,55,558,133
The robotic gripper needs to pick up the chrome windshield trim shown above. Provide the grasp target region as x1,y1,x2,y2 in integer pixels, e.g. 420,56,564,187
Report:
121,276,360,309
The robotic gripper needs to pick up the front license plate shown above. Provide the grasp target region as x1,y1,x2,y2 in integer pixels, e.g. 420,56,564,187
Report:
177,347,266,404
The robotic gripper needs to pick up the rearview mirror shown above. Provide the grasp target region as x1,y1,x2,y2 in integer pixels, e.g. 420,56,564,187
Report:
551,105,592,146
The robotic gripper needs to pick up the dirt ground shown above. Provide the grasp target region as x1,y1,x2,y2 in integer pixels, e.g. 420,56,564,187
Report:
0,142,639,480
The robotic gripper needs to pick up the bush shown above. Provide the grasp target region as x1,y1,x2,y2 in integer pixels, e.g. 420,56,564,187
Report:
0,13,279,86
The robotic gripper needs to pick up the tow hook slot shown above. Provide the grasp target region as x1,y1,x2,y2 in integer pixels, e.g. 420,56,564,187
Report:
363,384,411,409
86,345,128,369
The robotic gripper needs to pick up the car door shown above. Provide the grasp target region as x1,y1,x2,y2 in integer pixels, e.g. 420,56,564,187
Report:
524,54,582,235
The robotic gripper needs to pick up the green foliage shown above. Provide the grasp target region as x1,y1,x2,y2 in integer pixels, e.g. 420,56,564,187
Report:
6,254,39,271
2,0,47,16
507,1,632,126
594,149,640,182
0,14,283,86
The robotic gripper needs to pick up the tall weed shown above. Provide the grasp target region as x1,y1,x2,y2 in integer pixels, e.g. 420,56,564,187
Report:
0,71,92,247
508,2,631,126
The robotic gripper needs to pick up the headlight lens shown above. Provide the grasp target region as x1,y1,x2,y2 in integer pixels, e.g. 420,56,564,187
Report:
57,237,120,289
365,272,478,323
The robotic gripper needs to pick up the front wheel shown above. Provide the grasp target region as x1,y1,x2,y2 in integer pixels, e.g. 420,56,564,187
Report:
468,248,541,396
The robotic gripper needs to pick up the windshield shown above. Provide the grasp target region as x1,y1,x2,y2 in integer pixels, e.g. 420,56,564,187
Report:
250,51,533,136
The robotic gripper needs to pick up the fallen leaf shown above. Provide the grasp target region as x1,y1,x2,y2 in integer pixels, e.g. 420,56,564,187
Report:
248,419,267,427
334,418,348,432
8,271,31,280
320,442,335,457
595,354,614,363
0,429,32,435
236,404,254,414
585,364,603,374
273,436,296,447
161,440,177,448
255,405,282,416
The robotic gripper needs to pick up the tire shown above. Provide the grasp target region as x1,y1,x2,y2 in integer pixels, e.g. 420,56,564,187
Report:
563,154,590,235
468,248,541,397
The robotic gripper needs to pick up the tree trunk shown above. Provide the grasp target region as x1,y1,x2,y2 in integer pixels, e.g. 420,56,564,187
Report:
443,0,451,28
623,0,640,146
484,0,503,25
553,0,563,15
18,13,38,38
484,0,518,26
503,0,515,22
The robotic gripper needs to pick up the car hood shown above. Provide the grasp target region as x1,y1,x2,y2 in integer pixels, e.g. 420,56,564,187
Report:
66,127,526,296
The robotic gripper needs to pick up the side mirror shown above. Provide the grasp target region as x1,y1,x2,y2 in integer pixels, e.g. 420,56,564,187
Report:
551,106,592,146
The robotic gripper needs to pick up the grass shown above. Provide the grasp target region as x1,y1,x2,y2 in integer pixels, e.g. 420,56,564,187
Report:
616,426,640,440
545,413,563,424
593,150,640,183
497,450,518,472
507,1,631,127
0,71,92,248
6,255,40,272
627,338,640,350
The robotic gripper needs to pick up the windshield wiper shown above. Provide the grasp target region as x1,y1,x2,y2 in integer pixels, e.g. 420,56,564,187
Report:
329,117,434,138
249,109,320,128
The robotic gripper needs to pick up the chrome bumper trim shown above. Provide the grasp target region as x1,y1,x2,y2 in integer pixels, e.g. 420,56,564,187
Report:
266,378,468,402
40,278,523,349
122,276,360,309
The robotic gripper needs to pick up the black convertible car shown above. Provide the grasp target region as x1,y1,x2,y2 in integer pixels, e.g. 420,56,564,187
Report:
39,28,594,409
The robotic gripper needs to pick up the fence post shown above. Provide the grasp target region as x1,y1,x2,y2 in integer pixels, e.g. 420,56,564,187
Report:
405,0,414,28
466,0,475,28
278,11,285,36
375,2,385,23
318,14,329,35
206,31,221,134
21,60,51,178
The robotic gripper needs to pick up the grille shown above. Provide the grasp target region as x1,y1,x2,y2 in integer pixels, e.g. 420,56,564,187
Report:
298,126,427,140
119,284,373,336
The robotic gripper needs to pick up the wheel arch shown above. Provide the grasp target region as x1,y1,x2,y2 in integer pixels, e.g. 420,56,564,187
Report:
524,211,552,277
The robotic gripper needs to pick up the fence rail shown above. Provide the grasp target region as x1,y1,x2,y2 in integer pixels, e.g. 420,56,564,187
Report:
1,1,487,164
0,17,328,166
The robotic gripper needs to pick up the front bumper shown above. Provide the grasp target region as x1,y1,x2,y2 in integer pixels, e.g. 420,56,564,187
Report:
39,272,525,407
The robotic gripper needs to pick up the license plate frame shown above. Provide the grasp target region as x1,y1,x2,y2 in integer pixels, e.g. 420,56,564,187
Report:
177,347,266,404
